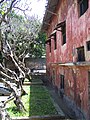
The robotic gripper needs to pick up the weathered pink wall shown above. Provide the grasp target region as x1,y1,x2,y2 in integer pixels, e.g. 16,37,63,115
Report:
46,0,90,119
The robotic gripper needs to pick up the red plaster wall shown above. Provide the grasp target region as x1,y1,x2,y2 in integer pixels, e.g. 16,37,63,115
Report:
46,0,90,119
46,0,90,63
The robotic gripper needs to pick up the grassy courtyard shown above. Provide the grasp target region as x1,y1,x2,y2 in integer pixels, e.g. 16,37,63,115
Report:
6,81,58,117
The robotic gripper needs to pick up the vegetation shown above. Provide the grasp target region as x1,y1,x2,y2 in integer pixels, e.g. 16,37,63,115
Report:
6,86,30,117
30,85,58,116
7,85,58,117
8,12,46,58
0,0,46,119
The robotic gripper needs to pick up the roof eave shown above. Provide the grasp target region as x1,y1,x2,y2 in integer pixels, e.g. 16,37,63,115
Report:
41,0,59,32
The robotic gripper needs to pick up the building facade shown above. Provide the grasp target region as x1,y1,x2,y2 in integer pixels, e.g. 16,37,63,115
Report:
42,0,90,119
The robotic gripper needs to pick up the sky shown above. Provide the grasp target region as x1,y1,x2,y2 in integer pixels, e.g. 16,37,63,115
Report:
30,0,47,20
19,0,47,21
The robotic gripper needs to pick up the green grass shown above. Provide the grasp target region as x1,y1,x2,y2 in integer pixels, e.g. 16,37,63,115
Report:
6,86,30,117
30,85,58,116
6,83,58,117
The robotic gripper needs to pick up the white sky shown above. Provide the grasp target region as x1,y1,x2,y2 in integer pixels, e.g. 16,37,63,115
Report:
19,0,47,21
30,0,47,20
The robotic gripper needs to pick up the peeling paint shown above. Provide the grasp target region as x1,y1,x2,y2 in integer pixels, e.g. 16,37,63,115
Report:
45,0,90,119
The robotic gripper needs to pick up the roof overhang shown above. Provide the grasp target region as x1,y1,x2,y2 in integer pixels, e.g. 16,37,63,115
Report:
45,30,57,44
50,30,57,36
55,20,66,30
41,0,59,32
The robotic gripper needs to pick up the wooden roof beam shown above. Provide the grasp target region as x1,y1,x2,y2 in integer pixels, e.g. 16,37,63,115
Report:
46,9,58,16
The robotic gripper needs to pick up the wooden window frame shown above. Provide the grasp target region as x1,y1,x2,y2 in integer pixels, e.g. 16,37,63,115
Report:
55,20,66,46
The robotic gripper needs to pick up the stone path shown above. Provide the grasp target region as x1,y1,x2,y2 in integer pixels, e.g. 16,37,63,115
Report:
46,84,77,119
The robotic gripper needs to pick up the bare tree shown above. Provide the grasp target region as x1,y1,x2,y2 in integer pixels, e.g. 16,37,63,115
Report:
0,0,44,118
0,0,33,119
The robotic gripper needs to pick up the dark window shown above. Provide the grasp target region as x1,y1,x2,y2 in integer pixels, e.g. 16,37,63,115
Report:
60,74,64,89
56,21,66,45
61,22,66,45
52,69,55,85
54,33,57,49
86,41,90,51
78,0,88,16
77,46,85,62
88,71,90,84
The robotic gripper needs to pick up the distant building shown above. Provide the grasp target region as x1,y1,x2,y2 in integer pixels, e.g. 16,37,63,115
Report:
42,0,90,119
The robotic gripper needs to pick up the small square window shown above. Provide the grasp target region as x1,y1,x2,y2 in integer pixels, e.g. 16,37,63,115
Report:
54,33,57,49
86,41,90,51
60,74,65,89
52,69,55,85
78,0,88,16
77,46,85,62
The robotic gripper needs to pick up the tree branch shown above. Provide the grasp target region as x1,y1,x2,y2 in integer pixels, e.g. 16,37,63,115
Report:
0,70,18,82
0,0,4,4
0,0,17,24
14,6,29,12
